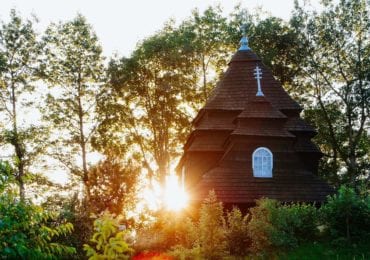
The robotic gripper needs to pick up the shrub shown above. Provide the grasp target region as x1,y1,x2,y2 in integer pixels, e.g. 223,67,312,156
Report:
0,193,76,259
247,198,279,253
198,190,227,259
320,185,370,243
286,202,318,243
247,198,318,254
84,212,134,259
134,211,196,252
166,191,228,259
225,207,250,256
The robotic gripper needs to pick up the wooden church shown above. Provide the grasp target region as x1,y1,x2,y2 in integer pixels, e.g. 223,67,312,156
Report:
177,34,333,207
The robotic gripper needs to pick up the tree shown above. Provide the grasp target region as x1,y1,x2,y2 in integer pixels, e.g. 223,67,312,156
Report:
292,0,370,187
88,157,139,215
320,185,370,242
182,6,233,102
99,24,195,186
41,14,105,200
0,9,45,200
250,17,308,96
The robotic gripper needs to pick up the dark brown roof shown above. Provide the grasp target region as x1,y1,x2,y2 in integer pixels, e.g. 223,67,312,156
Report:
204,50,301,112
294,138,321,153
231,127,295,138
285,117,316,133
237,96,287,119
196,110,239,130
185,130,230,152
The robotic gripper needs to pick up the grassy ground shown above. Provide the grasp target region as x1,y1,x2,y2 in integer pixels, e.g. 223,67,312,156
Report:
222,241,370,260
278,242,370,260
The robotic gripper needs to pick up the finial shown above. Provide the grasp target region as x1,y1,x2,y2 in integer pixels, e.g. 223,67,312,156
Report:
239,24,250,51
241,23,247,36
254,65,264,96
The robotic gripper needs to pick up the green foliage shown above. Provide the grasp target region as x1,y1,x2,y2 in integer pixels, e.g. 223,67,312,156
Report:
225,207,250,256
279,241,370,260
320,186,370,243
138,192,229,258
247,198,318,254
53,194,94,259
136,191,369,258
0,160,14,192
134,210,197,253
250,17,307,95
100,23,197,184
0,193,75,259
184,5,233,101
292,0,370,185
41,14,105,197
168,245,203,260
84,212,133,260
198,190,227,259
88,158,139,215
0,9,45,200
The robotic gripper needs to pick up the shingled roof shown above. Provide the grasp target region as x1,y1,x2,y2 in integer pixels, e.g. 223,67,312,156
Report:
204,50,302,112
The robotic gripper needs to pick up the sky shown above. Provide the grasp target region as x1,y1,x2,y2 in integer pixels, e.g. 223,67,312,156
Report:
1,0,321,58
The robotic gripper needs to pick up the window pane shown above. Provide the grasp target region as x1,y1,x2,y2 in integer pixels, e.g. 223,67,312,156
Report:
253,148,273,177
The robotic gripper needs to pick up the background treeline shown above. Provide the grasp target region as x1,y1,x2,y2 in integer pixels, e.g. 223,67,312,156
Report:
0,0,369,258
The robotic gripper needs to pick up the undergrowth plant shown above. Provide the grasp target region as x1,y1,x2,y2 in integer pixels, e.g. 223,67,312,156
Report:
83,212,133,259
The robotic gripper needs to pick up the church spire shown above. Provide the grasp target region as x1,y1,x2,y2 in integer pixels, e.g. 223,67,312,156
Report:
239,24,250,51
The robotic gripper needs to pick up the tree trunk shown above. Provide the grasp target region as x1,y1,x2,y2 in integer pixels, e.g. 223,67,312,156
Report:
202,55,208,102
11,80,25,201
77,77,90,202
16,163,25,200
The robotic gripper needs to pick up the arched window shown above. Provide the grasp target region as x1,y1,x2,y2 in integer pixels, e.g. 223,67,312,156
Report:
252,147,273,178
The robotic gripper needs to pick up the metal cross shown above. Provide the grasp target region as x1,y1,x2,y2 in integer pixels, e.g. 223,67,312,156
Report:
254,65,264,96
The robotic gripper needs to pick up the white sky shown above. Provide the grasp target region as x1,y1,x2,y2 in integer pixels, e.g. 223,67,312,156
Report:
1,0,321,58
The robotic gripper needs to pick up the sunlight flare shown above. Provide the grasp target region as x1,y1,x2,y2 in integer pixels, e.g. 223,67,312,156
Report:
164,174,188,211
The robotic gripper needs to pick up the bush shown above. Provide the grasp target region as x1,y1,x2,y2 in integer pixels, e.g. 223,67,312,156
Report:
198,190,227,259
286,202,318,243
134,211,196,253
225,207,250,256
247,198,318,254
0,193,76,259
166,191,228,259
320,185,370,243
84,212,134,259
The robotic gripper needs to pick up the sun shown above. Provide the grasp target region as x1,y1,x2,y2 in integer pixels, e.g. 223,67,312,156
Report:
137,171,189,213
164,174,188,211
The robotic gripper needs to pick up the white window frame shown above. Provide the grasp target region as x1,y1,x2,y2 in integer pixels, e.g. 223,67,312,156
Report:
252,147,273,178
